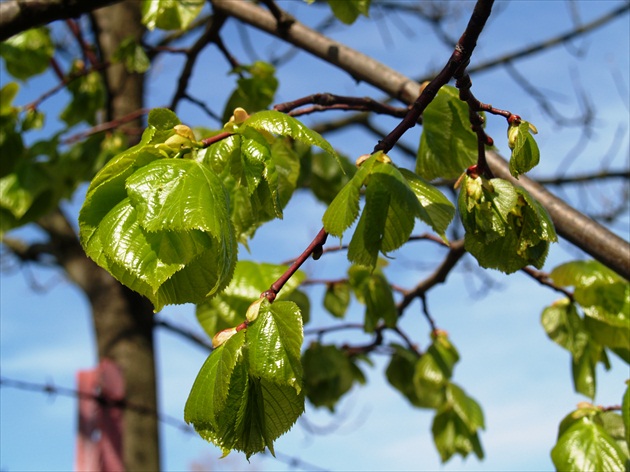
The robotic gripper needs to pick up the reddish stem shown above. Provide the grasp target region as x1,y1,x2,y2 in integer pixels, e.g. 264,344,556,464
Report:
262,227,328,302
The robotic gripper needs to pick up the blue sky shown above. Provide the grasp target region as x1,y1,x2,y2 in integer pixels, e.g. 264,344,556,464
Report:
1,1,629,471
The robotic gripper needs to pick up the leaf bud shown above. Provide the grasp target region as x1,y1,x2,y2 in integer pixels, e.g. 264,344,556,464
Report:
164,133,192,149
245,297,265,323
507,123,519,150
465,174,483,201
173,124,196,141
233,107,249,124
355,154,371,167
212,327,237,348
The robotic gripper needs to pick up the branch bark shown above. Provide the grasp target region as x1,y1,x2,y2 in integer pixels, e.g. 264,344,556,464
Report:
0,0,123,41
212,0,630,280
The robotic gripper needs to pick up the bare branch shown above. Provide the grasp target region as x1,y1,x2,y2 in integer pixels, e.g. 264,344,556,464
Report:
0,0,124,41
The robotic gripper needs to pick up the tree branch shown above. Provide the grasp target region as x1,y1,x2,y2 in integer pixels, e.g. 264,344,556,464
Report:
0,0,123,41
214,0,630,280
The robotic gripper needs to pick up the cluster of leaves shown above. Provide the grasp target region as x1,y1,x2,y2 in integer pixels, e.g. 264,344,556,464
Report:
323,151,454,269
78,106,338,311
0,50,121,236
386,332,485,462
540,260,629,470
0,25,150,237
185,296,305,459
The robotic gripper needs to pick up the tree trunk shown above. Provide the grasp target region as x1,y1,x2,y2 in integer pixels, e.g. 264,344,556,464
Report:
90,3,160,470
37,2,161,470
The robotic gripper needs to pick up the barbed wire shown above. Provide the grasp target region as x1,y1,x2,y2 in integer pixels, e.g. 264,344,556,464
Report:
0,376,328,472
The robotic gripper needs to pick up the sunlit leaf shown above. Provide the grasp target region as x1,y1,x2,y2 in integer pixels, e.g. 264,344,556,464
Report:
0,28,54,80
326,0,371,24
508,120,540,178
196,261,305,339
141,0,204,30
551,417,629,472
416,85,478,180
246,300,304,393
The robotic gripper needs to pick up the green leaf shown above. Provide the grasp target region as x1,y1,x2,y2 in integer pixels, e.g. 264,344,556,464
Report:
125,158,231,234
187,346,304,458
623,384,630,451
571,339,603,399
79,114,238,311
322,154,378,238
550,260,622,289
326,0,371,24
508,120,540,178
347,159,423,268
242,110,339,165
246,300,304,393
222,62,278,124
551,417,629,472
302,343,363,411
141,0,204,30
299,148,356,205
185,330,246,432
21,109,45,132
541,299,587,357
196,261,305,338
0,161,52,219
113,37,150,73
459,176,556,273
386,344,424,407
323,281,351,318
447,383,485,432
0,28,54,80
398,168,454,242
348,265,397,332
416,85,478,180
413,332,460,409
432,402,484,463
60,62,106,127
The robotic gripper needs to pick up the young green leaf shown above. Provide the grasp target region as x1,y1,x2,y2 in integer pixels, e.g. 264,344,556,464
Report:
322,153,378,238
185,330,246,432
113,37,150,73
459,176,556,273
347,158,424,268
141,0,204,31
246,300,304,393
187,300,305,458
551,416,629,472
385,344,424,407
413,331,460,409
550,260,622,289
348,264,397,332
302,343,364,411
326,0,371,24
242,110,339,165
187,346,304,459
323,281,351,318
432,402,484,463
79,111,238,311
0,28,54,80
398,168,455,242
416,85,478,180
196,260,305,339
541,299,588,357
508,120,540,178
60,62,106,127
222,62,278,124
